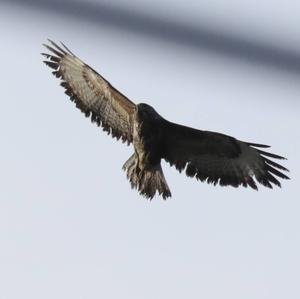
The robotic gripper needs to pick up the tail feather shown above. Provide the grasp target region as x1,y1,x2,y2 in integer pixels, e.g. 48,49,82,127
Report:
122,154,171,200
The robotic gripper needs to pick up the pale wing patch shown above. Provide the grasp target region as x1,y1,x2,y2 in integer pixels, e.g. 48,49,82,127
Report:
42,40,136,143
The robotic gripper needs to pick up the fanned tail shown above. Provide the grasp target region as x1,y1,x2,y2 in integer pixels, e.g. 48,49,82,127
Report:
122,154,171,200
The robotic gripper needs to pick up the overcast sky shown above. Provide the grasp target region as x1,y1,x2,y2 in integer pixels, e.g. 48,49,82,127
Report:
0,1,299,299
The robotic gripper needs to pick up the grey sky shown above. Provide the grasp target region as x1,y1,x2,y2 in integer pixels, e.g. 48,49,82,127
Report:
3,0,300,74
0,1,299,299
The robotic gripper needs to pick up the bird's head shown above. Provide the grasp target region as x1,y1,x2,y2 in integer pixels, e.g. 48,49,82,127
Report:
135,103,162,123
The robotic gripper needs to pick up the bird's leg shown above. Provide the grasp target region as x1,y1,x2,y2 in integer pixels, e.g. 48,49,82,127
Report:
122,154,140,189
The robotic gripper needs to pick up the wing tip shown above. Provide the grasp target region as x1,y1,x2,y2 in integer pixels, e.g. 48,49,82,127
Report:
60,41,75,56
247,142,271,148
43,39,69,57
257,149,287,160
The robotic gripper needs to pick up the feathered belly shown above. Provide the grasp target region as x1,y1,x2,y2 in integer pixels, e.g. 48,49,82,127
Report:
133,120,162,169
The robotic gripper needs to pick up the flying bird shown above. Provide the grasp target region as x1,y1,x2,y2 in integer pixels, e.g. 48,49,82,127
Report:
42,40,289,199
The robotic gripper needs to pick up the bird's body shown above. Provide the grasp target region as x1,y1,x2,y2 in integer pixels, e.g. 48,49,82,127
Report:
43,40,289,199
133,104,164,168
125,104,171,198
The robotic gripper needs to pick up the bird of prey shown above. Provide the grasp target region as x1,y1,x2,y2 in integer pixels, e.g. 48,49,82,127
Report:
42,40,289,199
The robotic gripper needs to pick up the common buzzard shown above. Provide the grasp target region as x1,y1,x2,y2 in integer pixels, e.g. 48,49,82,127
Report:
42,40,289,199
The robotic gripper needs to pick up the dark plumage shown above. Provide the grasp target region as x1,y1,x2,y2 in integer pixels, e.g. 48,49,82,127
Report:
42,40,289,199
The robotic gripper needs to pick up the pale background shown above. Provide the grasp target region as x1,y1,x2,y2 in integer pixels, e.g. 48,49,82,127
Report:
0,1,299,298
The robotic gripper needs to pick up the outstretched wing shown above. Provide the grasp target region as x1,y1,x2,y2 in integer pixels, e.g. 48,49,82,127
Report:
162,121,289,189
42,40,136,144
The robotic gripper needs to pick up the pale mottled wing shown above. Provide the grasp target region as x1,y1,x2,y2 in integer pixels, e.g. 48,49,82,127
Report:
162,121,289,189
42,40,136,143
